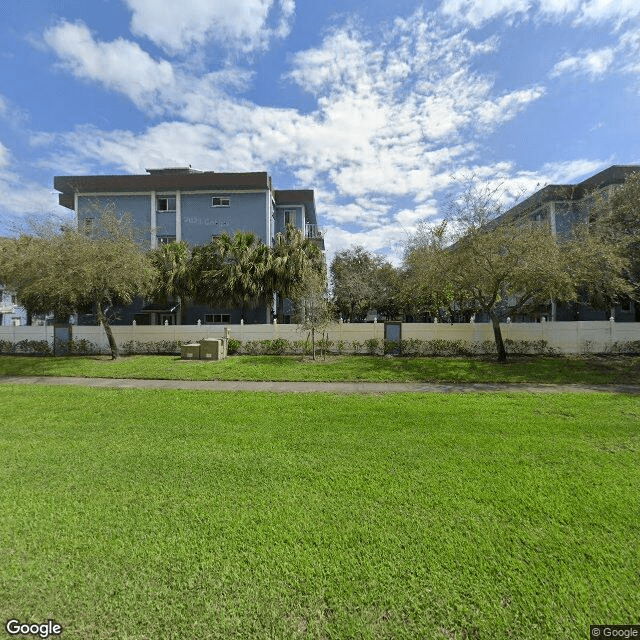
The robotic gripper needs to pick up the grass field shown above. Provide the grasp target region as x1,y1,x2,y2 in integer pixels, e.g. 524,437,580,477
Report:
1,385,639,639
1,353,639,384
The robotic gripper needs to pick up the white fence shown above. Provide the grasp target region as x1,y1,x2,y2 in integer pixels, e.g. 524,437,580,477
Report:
1,321,639,355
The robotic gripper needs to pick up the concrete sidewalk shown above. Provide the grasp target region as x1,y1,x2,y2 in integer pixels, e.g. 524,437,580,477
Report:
1,375,639,394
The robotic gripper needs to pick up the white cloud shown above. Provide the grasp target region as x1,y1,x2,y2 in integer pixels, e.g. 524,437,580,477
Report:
439,0,640,26
453,157,611,208
575,0,640,25
550,47,615,79
440,0,531,27
476,86,547,127
43,21,175,111
0,141,12,168
550,26,640,82
124,0,294,54
0,141,68,233
38,7,556,263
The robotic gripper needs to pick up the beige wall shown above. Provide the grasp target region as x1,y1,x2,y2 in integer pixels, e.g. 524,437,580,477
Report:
1,321,639,355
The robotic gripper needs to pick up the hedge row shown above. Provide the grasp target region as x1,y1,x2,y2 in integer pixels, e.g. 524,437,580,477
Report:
2,337,639,357
230,337,560,356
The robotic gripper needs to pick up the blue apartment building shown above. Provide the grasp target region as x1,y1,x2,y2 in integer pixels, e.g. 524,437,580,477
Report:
0,286,27,326
54,168,324,325
493,164,639,322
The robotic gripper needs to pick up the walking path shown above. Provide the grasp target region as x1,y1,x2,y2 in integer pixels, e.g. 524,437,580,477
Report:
1,375,639,394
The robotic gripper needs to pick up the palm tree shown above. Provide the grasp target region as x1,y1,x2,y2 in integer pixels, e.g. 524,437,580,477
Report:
195,231,270,322
150,241,192,324
269,225,325,320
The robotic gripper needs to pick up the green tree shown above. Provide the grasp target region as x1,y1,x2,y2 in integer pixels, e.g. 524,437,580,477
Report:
193,230,270,322
573,171,640,316
292,263,331,360
270,224,326,319
404,183,578,361
150,241,192,324
192,226,326,324
0,211,156,359
330,246,398,321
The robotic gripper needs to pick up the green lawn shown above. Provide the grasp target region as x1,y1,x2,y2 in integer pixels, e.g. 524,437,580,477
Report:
1,353,639,384
1,386,638,639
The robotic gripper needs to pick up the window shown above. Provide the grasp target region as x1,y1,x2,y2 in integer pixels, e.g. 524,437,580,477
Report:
211,196,230,207
284,209,296,226
157,235,176,245
157,197,176,212
204,314,231,323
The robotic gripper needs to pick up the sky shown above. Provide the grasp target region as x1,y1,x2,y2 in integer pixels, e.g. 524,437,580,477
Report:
0,0,639,264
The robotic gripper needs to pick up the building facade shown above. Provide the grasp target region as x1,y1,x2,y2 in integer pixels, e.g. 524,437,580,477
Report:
500,164,639,322
0,285,27,326
54,168,323,325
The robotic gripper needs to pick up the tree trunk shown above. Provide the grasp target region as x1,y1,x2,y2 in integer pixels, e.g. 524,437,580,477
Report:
96,300,119,360
311,326,316,360
489,310,507,362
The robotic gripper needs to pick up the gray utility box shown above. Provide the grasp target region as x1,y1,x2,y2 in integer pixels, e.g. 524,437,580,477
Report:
200,338,226,360
181,343,201,360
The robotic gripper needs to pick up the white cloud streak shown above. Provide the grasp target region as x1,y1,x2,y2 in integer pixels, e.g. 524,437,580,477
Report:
550,25,640,82
124,0,295,54
440,0,640,26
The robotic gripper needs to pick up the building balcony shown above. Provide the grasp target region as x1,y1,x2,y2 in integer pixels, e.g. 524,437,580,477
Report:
305,223,325,250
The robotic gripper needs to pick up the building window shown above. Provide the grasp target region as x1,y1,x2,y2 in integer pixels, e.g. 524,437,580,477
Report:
204,314,231,323
157,197,176,212
211,196,230,207
157,235,176,245
284,209,296,226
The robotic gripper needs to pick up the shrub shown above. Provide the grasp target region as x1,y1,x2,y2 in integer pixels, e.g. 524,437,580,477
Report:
365,338,381,355
350,340,362,355
271,338,290,355
605,340,640,355
120,340,181,355
16,339,53,356
0,340,15,354
227,338,241,354
242,340,263,355
67,339,98,355
400,338,423,356
384,340,399,355
318,336,333,354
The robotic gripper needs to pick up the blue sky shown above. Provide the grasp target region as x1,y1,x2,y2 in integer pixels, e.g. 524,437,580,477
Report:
1,0,639,263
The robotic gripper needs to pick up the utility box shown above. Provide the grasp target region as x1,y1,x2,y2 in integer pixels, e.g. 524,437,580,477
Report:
181,343,201,360
200,338,225,360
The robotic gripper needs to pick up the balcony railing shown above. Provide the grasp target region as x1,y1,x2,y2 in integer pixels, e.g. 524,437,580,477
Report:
305,223,323,239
